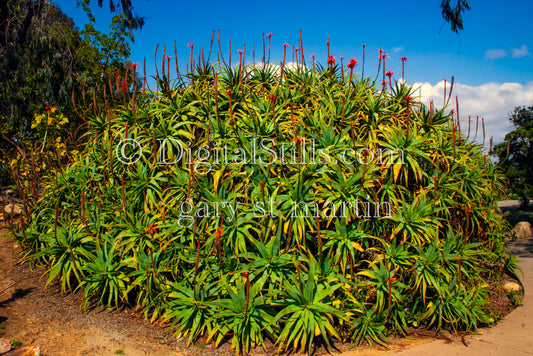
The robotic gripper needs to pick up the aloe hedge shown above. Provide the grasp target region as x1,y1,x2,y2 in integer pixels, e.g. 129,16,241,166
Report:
12,39,515,354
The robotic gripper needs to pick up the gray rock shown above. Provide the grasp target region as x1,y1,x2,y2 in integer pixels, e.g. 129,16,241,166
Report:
0,339,11,354
502,280,521,292
3,204,23,217
512,221,533,239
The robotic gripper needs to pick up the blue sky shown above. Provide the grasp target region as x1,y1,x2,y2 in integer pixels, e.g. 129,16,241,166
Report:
55,0,533,144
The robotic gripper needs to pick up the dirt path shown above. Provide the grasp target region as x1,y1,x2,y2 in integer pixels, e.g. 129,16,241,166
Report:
0,226,240,356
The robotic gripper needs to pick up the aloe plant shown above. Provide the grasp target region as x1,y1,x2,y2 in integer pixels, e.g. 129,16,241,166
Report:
11,34,517,354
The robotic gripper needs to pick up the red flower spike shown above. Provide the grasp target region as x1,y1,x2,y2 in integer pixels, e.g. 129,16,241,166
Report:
266,33,272,39
187,42,194,48
45,106,53,111
400,56,408,63
327,55,336,65
269,94,277,101
405,95,412,102
310,54,315,60
122,78,127,92
225,90,234,96
129,62,138,70
386,70,394,78
242,272,249,279
292,137,305,143
283,43,289,48
347,58,358,69
237,49,242,54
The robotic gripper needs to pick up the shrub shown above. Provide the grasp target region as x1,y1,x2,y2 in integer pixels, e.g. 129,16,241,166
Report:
15,36,513,354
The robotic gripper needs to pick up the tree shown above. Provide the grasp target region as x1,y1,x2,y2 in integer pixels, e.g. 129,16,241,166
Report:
0,0,138,187
80,0,145,32
493,106,533,207
440,0,471,33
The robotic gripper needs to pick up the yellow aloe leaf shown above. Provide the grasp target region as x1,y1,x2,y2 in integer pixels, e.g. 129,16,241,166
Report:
212,167,224,194
352,241,365,252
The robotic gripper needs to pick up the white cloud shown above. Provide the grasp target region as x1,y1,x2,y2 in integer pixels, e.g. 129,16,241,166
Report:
512,45,532,58
392,46,404,53
415,81,533,146
485,48,507,59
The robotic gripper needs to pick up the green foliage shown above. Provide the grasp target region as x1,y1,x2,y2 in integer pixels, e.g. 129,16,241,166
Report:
0,0,138,190
493,106,533,205
15,43,514,354
440,0,471,33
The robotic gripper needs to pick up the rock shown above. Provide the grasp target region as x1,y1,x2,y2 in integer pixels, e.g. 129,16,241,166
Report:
502,280,521,292
3,344,40,356
512,221,533,239
0,339,11,353
3,204,23,217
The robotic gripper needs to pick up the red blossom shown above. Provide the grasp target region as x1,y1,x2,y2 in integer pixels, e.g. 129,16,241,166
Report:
129,62,138,70
217,226,224,238
386,70,394,78
242,271,249,279
405,94,412,102
347,58,358,69
400,56,408,63
310,54,315,60
327,55,336,65
237,49,242,54
187,42,194,48
292,137,305,143
163,55,172,60
269,94,277,101
45,106,53,111
266,32,272,39
225,90,234,96
146,224,157,235
283,42,289,48
340,56,344,61
122,78,127,92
